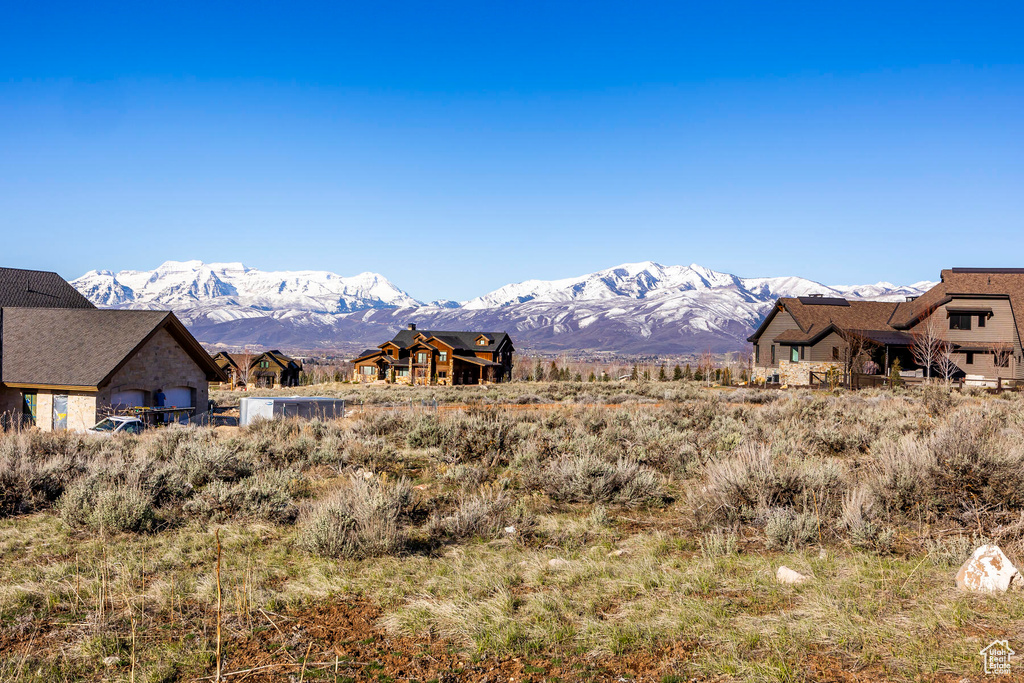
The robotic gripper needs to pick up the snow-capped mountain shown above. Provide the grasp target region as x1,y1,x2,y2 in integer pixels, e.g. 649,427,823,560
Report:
74,260,420,312
71,261,935,353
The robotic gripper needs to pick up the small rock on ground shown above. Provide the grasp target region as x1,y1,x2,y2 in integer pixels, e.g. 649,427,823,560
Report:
776,566,810,585
955,544,1020,592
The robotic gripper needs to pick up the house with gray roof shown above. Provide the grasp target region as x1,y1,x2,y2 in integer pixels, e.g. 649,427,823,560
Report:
0,267,225,431
352,323,514,385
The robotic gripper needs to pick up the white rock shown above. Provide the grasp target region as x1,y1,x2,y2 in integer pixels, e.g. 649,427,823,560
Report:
776,566,809,585
955,544,1020,592
607,549,630,557
547,558,572,569
102,656,120,667
504,526,516,534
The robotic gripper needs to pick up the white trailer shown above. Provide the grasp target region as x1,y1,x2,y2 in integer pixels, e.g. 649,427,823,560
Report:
239,397,346,426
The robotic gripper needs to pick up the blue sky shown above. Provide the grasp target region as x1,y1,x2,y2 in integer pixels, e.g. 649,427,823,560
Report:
2,2,1022,301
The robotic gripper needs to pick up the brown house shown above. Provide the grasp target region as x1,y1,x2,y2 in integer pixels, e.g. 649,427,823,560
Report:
0,267,226,431
212,350,303,389
749,267,1024,387
352,324,514,385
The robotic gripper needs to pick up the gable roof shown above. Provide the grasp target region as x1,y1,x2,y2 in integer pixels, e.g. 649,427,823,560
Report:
352,349,383,362
748,298,899,344
0,267,95,309
889,269,1024,343
1,308,225,389
386,329,512,353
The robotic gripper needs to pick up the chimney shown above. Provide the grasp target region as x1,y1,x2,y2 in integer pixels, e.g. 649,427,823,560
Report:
408,323,416,331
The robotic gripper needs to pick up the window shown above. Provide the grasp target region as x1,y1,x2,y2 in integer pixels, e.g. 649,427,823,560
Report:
978,314,986,328
396,368,410,377
438,371,447,378
832,347,839,360
477,337,489,346
949,313,972,331
22,392,37,424
770,345,776,364
966,351,975,365
417,352,428,364
259,360,270,369
755,345,760,363
790,347,799,362
361,366,375,375
439,351,447,362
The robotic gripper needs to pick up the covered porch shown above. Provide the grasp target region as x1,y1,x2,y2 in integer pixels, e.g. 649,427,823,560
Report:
452,355,504,385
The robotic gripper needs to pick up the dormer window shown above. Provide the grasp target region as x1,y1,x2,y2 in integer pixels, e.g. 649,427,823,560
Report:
476,335,490,346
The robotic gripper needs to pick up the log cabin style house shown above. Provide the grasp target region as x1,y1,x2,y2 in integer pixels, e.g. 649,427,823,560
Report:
749,267,1024,388
352,324,513,385
212,350,303,389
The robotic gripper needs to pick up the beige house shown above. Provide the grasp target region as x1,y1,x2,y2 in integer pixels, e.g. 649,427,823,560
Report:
749,268,1024,387
0,267,225,431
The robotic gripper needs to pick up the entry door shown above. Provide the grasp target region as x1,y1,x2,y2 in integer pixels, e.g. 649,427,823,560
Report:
52,394,68,431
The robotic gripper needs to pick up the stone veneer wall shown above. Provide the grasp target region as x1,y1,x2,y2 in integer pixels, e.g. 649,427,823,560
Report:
752,359,843,386
96,327,210,419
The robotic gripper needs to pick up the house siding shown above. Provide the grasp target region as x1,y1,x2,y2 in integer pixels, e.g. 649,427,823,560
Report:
808,331,844,362
753,307,801,369
913,298,1023,381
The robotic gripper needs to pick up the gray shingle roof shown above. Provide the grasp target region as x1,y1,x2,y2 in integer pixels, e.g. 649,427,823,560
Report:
387,329,511,352
0,267,95,309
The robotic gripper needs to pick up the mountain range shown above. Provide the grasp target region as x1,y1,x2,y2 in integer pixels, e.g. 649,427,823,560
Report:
71,261,935,355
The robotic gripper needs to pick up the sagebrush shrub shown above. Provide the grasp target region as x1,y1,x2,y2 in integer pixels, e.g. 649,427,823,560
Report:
541,453,664,507
182,469,302,523
424,486,532,542
58,479,154,533
299,475,412,558
762,507,817,550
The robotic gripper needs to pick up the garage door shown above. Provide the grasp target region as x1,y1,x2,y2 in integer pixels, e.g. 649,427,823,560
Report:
164,387,193,408
112,390,146,408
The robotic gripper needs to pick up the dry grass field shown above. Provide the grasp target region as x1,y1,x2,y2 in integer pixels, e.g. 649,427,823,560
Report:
3,381,1024,682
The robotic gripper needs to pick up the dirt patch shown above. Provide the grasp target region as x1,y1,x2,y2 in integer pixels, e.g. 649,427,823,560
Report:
223,599,692,682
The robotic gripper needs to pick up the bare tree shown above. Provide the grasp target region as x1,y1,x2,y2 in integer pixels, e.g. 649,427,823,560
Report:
989,341,1014,379
699,348,715,387
232,346,256,390
835,327,878,385
909,315,945,381
935,340,959,384
740,348,754,384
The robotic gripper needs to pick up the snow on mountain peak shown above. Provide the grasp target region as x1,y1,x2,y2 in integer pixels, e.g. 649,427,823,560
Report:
71,261,420,313
70,260,936,353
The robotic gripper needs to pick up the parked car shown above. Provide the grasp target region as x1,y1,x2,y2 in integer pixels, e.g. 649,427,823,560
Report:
88,416,146,436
